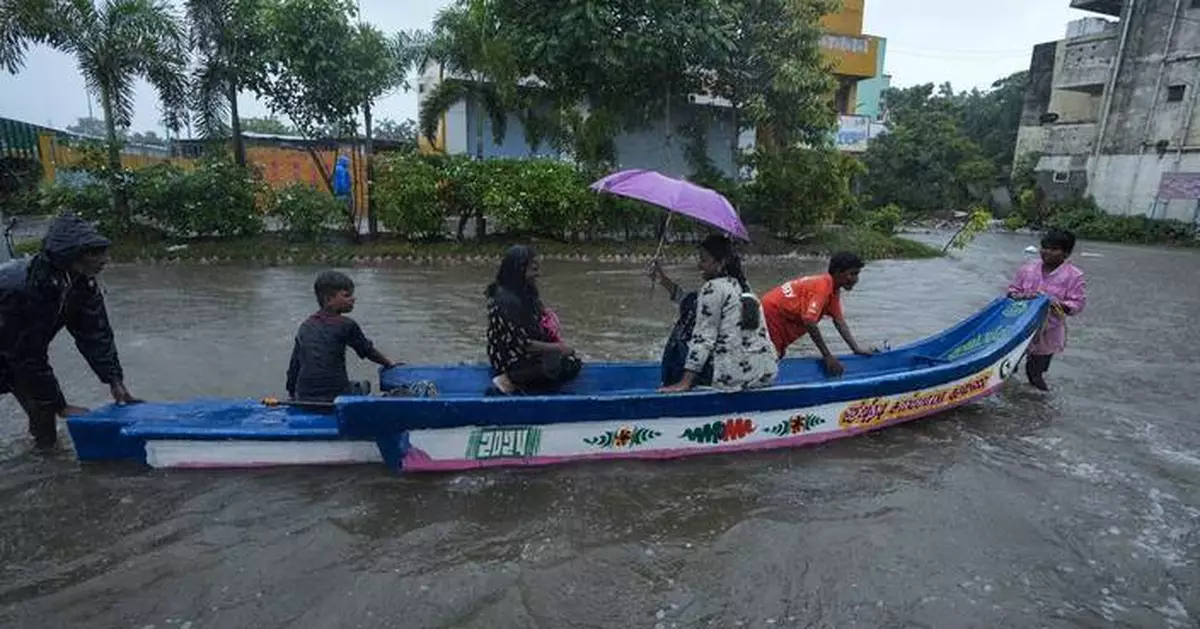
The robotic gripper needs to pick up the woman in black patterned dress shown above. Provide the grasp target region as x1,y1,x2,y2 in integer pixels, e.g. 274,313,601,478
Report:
485,246,582,394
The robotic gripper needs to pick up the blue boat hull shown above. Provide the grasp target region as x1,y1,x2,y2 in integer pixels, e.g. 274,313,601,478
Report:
67,296,1049,472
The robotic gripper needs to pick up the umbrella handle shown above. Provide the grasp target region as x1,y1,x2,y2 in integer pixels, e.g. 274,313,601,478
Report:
649,214,673,297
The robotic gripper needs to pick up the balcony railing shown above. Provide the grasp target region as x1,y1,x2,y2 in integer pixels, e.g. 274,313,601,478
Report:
1054,34,1117,92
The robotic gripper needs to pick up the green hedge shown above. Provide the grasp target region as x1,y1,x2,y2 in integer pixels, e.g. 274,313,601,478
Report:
34,151,867,245
1042,198,1196,245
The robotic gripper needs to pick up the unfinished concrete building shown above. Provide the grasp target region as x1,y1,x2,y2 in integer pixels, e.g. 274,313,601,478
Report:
1015,0,1200,224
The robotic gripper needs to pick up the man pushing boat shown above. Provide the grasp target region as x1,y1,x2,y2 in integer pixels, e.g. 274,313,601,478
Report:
0,214,137,448
760,252,876,377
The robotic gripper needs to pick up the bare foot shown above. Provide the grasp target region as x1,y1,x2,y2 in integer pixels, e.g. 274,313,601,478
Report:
491,374,516,394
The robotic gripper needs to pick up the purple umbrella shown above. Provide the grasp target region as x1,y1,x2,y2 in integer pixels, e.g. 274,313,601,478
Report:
589,169,750,241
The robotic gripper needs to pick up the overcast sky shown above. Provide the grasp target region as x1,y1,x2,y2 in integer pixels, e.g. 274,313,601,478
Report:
0,0,1091,135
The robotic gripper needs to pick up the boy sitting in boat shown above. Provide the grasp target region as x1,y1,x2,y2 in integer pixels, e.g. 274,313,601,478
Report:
1007,228,1087,391
286,271,397,402
760,252,876,377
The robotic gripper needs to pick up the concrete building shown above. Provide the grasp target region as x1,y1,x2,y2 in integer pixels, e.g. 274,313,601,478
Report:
854,36,892,120
1016,0,1200,224
417,1,889,174
819,0,886,117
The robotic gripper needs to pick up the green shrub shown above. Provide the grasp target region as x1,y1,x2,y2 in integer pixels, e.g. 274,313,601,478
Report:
127,159,263,238
374,153,445,238
270,184,345,240
1045,199,1195,244
863,204,903,235
1003,214,1027,231
38,180,119,234
0,156,44,216
743,147,861,240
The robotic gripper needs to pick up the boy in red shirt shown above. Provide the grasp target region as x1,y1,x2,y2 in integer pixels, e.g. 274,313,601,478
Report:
760,252,874,376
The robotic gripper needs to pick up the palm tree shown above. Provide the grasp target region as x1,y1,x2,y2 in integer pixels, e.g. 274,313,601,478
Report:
186,0,265,167
0,0,58,73
418,0,521,240
417,0,516,160
57,0,189,219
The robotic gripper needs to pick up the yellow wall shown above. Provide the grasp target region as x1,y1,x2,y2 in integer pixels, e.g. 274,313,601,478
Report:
822,34,879,80
36,133,190,183
821,0,865,35
37,132,368,217
819,0,878,110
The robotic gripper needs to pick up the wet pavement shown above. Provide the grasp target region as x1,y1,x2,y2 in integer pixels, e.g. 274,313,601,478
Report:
0,233,1197,628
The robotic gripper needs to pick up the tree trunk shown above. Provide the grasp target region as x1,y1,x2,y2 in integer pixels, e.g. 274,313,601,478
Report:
100,89,127,226
473,88,486,240
730,105,740,178
364,101,377,237
229,79,246,167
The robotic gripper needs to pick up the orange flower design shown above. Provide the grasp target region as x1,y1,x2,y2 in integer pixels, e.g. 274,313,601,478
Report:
613,427,633,447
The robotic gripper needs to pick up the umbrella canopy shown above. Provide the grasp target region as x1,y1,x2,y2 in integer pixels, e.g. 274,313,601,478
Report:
589,169,750,241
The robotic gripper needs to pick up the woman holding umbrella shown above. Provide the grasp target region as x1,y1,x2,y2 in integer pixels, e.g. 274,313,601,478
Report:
591,169,774,393
651,235,777,393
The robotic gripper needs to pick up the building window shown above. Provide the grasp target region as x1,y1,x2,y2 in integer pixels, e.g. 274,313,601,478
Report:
1192,0,1200,9
1052,171,1070,184
1168,85,1186,102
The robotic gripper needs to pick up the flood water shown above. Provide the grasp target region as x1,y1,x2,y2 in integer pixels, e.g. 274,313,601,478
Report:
1,233,1197,628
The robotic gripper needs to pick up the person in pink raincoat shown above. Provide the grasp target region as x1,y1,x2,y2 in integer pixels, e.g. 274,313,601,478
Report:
1007,229,1087,391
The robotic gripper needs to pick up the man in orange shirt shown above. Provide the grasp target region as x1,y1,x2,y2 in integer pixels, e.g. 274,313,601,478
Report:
760,252,875,376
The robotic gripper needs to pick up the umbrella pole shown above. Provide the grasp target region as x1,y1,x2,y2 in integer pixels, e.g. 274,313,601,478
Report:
649,213,673,296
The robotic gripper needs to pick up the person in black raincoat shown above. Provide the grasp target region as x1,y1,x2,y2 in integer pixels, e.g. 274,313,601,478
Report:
0,213,137,448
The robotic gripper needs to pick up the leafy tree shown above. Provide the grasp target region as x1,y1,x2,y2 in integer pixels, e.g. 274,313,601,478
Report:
0,0,58,73
66,116,109,138
54,0,190,221
374,118,416,143
186,0,270,166
487,0,735,167
129,130,166,146
713,0,838,155
252,0,408,236
956,71,1026,171
240,116,294,135
417,0,517,159
864,83,996,213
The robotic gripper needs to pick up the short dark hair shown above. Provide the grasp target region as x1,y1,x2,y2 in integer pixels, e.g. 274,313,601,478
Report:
828,251,864,275
1041,228,1076,256
314,270,354,306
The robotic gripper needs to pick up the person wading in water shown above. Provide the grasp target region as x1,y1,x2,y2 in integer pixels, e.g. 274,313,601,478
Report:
0,214,138,448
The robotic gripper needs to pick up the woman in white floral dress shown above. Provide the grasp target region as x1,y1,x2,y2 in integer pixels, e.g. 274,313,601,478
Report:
653,235,778,393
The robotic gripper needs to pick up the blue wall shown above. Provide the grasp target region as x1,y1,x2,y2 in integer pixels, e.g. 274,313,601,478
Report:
457,96,741,178
855,37,889,120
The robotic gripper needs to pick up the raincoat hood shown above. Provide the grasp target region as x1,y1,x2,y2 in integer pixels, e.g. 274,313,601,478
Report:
41,213,111,269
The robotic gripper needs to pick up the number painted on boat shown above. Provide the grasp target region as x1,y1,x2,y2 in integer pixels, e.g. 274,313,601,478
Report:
466,426,542,460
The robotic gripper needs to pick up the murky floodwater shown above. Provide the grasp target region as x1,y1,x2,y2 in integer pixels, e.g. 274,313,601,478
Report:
1,233,1197,628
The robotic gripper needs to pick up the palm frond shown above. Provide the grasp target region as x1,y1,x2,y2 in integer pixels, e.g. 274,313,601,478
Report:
191,62,230,138
418,79,468,145
480,84,508,146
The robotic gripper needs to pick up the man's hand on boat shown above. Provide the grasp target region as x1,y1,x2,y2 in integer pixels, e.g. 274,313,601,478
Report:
57,405,90,418
109,381,141,405
822,355,845,377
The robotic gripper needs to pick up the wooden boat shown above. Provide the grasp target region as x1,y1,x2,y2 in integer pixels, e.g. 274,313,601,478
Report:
67,295,1048,472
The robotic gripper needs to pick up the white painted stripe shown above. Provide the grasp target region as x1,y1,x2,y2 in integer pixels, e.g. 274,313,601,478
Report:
144,440,382,469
